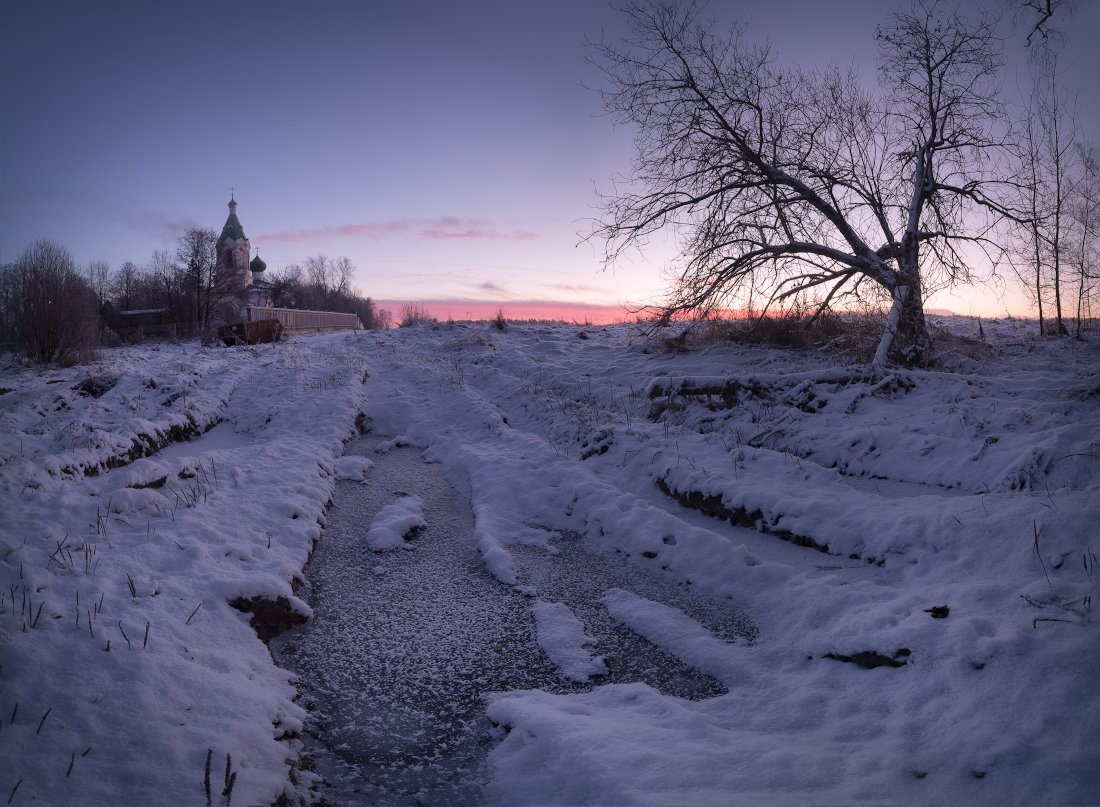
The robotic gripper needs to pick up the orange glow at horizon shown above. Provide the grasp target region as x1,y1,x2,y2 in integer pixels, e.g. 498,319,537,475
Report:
375,300,640,324
373,289,1033,326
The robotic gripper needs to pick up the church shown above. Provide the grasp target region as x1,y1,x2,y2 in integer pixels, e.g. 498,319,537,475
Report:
216,194,275,309
211,195,364,338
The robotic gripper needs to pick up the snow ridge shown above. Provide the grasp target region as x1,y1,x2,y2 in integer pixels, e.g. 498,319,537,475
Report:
364,495,426,550
531,599,608,682
601,588,748,686
0,334,367,806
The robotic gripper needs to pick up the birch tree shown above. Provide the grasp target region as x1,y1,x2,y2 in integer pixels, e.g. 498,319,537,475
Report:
589,0,1015,367
1070,144,1099,334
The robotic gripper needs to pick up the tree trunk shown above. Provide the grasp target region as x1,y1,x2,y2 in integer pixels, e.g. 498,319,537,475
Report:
874,280,933,368
880,215,932,369
1053,247,1066,335
1033,223,1046,336
874,237,934,368
1076,267,1085,338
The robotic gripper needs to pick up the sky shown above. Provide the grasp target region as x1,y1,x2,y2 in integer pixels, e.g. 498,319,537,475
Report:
1,0,1097,322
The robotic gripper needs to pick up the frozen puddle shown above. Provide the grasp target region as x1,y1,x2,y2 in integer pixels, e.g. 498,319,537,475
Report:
511,538,756,695
274,436,754,805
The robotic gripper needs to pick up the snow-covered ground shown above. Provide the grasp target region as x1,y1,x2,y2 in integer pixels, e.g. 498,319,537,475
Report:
1,316,1097,805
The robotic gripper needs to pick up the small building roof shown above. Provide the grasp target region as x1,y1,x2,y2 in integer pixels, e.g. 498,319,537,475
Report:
118,308,171,316
249,254,267,272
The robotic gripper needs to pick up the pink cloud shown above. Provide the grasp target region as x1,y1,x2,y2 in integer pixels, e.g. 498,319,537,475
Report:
258,217,537,244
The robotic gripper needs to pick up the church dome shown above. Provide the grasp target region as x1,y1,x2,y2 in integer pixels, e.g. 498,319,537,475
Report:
249,254,267,273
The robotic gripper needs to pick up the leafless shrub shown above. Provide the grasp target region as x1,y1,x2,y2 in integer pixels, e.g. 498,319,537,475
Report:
399,303,437,327
682,310,885,361
0,239,100,364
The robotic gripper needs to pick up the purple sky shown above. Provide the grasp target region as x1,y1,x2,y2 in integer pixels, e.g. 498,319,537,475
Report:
2,1,1096,320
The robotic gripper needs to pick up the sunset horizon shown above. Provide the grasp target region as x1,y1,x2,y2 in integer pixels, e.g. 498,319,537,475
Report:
6,1,1094,323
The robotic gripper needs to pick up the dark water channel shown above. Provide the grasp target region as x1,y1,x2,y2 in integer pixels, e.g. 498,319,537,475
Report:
272,436,754,805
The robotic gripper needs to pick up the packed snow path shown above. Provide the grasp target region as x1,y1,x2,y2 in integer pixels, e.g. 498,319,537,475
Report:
274,435,754,805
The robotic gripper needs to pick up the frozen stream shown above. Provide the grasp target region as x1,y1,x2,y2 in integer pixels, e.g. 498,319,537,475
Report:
273,435,755,805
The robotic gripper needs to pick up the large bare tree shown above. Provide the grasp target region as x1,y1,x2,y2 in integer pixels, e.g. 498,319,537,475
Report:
589,1,1015,366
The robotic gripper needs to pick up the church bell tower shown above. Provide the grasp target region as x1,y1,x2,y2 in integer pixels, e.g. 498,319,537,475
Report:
216,194,251,290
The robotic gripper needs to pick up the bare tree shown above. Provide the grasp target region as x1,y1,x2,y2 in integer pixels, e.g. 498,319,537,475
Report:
269,263,303,308
1015,0,1074,46
1040,50,1075,335
588,1,1016,366
111,260,142,311
332,256,356,301
85,259,112,307
302,254,355,310
2,239,99,363
374,307,393,330
1036,45,1075,334
304,255,334,307
175,227,234,334
1016,90,1049,332
1012,40,1081,335
145,248,184,324
270,257,385,328
1070,143,1099,334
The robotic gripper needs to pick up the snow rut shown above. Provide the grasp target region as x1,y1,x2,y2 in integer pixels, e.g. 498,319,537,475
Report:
274,436,752,805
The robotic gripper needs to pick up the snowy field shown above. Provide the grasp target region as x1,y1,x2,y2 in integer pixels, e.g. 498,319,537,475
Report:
1,316,1097,805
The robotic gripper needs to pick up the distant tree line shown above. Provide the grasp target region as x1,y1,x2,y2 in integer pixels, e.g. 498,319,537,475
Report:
0,228,389,364
266,255,391,331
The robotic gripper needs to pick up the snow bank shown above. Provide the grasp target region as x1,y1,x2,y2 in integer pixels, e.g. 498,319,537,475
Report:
0,333,366,806
485,684,790,807
602,588,748,686
364,495,426,550
531,599,608,682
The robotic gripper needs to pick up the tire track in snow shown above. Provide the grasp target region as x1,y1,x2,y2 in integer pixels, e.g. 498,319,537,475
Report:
274,436,747,805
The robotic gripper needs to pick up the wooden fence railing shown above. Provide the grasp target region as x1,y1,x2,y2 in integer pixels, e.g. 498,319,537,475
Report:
246,307,361,333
